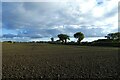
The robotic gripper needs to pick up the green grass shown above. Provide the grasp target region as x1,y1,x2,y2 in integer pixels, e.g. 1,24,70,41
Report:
2,43,119,79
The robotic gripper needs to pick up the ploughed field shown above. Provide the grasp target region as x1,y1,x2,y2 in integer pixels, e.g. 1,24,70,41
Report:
2,43,119,79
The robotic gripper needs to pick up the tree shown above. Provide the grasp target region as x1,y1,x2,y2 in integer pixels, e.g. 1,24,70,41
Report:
51,37,54,42
105,32,120,40
57,34,70,44
105,33,114,39
74,32,84,44
115,32,120,40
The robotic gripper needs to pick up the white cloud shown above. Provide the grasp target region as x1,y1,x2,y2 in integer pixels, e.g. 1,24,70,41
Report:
92,6,105,17
2,0,119,39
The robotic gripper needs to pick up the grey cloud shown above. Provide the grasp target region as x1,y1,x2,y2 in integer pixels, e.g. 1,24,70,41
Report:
3,34,17,38
63,25,106,37
104,7,118,18
2,1,118,39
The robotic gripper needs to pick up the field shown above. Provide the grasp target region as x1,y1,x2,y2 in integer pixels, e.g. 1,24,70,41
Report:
2,43,119,79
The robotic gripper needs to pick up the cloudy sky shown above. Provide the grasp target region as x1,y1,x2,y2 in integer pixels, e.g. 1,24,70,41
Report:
1,0,119,41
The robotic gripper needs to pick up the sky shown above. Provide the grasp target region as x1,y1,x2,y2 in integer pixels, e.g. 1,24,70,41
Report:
1,0,119,42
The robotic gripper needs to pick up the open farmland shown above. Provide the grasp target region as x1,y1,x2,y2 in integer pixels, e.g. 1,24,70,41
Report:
2,43,119,79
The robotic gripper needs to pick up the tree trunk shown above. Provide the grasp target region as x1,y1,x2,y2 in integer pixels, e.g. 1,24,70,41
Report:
78,38,81,44
62,40,64,44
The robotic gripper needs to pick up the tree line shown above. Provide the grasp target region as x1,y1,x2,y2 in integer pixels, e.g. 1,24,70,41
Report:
3,32,120,45
51,32,120,44
105,32,120,40
51,32,84,44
